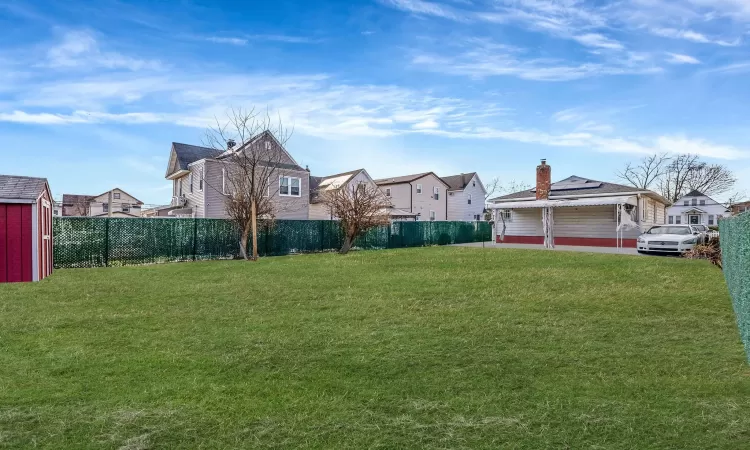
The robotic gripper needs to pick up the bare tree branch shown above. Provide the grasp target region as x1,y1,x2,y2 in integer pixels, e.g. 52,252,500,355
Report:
202,107,297,260
321,182,391,254
616,153,670,190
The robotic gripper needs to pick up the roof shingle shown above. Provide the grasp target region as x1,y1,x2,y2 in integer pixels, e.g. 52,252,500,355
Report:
0,174,48,201
489,176,652,202
441,173,477,191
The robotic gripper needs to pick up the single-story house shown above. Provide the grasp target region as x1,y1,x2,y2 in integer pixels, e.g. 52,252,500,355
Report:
488,160,669,248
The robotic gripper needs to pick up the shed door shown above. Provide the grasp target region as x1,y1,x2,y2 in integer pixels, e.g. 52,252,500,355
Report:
41,199,51,279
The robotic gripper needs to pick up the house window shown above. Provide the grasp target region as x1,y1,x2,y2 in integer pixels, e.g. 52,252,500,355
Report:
416,184,423,194
103,203,109,213
280,176,301,197
199,167,204,191
265,141,271,150
385,188,391,197
53,210,59,216
699,199,706,206
222,168,227,195
501,210,512,222
429,210,436,221
691,198,697,206
122,203,130,213
708,215,715,225
113,192,120,199
433,186,440,200
189,172,194,193
668,216,674,224
468,194,472,205
474,214,481,220
683,200,689,206
675,216,682,224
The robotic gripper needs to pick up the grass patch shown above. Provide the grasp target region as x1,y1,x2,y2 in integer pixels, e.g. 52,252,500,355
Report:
1,247,748,448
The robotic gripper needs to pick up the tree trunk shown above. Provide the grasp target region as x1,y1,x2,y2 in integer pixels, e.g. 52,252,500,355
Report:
251,197,258,261
340,235,354,254
239,228,249,260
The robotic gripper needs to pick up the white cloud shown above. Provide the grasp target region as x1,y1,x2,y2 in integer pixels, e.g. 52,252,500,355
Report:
46,30,162,71
206,37,248,46
650,28,740,46
655,135,749,159
572,33,624,50
379,0,465,21
412,119,440,129
666,53,701,64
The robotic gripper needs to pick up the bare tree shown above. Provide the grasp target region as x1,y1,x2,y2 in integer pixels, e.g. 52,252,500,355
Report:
72,197,91,216
321,182,391,254
618,153,736,204
484,177,502,201
203,107,297,260
617,153,670,189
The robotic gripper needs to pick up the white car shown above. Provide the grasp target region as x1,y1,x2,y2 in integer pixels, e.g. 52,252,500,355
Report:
637,225,705,254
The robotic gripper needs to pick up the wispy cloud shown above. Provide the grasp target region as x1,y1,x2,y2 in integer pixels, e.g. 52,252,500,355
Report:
45,30,162,71
650,28,740,46
204,34,321,45
206,36,248,46
572,33,624,50
666,53,701,64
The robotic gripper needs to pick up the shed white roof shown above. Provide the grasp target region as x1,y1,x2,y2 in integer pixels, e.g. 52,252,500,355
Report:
489,195,637,209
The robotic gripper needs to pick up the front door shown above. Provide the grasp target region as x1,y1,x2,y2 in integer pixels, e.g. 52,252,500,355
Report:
689,214,700,225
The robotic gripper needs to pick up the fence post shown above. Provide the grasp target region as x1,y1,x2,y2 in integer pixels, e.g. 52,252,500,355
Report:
192,218,198,261
104,218,109,267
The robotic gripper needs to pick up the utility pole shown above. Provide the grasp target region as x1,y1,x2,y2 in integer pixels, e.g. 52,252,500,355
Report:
108,190,113,217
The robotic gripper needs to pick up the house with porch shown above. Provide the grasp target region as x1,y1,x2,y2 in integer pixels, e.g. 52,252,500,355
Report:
667,190,729,226
488,160,669,248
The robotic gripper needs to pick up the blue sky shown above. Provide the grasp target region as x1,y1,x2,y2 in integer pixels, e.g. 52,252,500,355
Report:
1,0,750,206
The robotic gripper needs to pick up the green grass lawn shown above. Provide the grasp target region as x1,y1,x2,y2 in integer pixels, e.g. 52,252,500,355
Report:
1,247,748,449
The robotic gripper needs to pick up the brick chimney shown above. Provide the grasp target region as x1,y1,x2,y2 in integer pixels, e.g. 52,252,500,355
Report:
536,159,551,200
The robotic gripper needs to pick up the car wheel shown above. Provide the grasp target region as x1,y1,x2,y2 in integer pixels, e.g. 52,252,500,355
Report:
637,250,648,254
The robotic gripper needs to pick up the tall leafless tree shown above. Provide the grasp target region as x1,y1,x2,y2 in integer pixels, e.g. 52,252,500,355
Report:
618,153,736,204
203,107,297,260
616,153,670,189
321,182,391,254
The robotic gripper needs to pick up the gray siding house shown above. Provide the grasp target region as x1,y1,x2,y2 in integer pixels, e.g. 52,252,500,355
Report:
165,131,310,219
442,172,487,221
374,172,449,221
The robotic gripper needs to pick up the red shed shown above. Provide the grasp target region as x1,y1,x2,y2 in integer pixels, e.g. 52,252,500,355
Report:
0,175,53,282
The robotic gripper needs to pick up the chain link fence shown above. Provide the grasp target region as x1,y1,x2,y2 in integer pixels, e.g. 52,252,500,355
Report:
719,213,750,363
53,218,492,268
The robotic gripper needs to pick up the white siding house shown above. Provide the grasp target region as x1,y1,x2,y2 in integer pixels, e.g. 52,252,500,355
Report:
667,190,729,227
374,172,450,221
489,162,669,248
442,172,487,221
165,131,310,219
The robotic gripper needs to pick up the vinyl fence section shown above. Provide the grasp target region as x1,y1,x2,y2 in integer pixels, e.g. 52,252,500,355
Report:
719,213,750,363
53,218,492,269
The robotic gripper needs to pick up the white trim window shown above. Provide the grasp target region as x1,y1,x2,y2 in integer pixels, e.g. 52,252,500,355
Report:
668,215,674,224
501,210,512,222
429,210,436,221
708,214,715,225
280,176,301,197
103,203,109,213
468,194,472,205
699,199,706,206
433,186,440,200
113,192,120,199
416,184,423,194
675,216,682,224
385,188,391,197
122,203,130,213
189,172,194,193
222,168,227,195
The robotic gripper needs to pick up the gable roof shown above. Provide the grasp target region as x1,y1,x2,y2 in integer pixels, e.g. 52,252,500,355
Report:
490,175,665,203
171,143,221,172
441,172,478,191
0,174,49,201
374,172,449,187
309,169,366,204
684,190,705,197
90,188,144,205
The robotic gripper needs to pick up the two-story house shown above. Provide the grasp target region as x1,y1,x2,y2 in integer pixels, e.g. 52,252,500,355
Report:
374,172,450,221
309,169,418,221
667,190,729,226
442,172,487,221
61,189,143,217
164,131,310,219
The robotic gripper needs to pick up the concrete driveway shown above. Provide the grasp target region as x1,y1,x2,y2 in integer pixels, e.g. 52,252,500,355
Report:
456,241,641,255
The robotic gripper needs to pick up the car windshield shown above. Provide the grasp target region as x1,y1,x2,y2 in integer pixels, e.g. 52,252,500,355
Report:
647,226,691,235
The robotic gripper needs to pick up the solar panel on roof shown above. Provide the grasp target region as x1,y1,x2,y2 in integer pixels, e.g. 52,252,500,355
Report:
550,181,602,191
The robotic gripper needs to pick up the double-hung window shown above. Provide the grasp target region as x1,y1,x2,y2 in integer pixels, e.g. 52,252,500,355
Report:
103,203,109,213
683,200,689,206
433,186,440,200
708,215,715,225
416,184,423,194
385,188,391,197
280,176,301,197
429,210,436,221
122,203,130,213
501,210,512,222
468,194,472,205
675,216,682,224
699,199,706,206
668,216,674,224
692,198,697,206
113,192,120,199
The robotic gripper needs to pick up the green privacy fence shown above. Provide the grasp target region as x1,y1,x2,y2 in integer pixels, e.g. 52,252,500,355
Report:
53,218,492,268
719,213,750,363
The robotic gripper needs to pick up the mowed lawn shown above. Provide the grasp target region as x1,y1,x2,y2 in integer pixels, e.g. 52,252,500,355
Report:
1,248,749,449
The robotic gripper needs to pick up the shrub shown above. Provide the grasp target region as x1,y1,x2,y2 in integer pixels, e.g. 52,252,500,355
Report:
683,236,722,268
